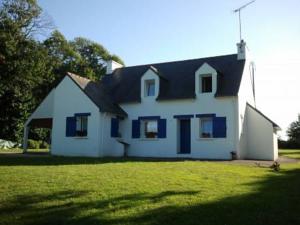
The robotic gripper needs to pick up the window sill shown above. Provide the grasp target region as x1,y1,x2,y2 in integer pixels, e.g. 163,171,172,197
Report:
197,92,214,96
197,138,214,141
73,136,88,139
139,138,159,141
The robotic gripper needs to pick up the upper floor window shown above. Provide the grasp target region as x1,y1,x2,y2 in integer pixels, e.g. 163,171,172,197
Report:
145,79,155,97
76,115,88,137
201,74,212,93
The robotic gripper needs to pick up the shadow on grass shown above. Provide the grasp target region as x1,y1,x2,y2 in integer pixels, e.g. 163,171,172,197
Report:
1,169,300,225
0,155,228,166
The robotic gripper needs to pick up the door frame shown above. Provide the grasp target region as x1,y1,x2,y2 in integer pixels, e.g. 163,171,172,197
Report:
178,118,191,154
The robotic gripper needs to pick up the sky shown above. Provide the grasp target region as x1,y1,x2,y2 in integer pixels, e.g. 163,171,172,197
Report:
38,0,300,139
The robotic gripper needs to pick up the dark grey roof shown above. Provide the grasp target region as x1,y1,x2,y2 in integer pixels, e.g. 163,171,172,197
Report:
67,73,127,116
102,54,245,103
246,103,280,130
66,54,246,116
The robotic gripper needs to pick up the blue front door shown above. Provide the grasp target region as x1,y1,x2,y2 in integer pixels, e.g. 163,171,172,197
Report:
179,119,191,154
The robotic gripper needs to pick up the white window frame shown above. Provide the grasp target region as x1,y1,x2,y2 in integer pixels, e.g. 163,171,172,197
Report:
199,117,213,138
140,119,158,139
200,74,212,93
145,79,155,97
75,115,88,137
195,63,217,97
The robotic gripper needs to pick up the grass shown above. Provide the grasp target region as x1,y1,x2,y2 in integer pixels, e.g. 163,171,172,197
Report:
0,154,299,225
279,149,300,159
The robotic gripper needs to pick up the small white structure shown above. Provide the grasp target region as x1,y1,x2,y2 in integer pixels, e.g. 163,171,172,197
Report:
24,41,280,160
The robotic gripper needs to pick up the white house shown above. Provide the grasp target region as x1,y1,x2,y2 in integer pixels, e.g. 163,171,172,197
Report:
24,40,280,160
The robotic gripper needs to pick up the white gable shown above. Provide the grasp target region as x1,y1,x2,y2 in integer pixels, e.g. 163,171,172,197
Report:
25,89,55,126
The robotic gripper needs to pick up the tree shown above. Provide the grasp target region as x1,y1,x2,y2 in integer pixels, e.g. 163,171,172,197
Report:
44,32,124,81
287,115,300,147
0,0,54,142
0,0,124,143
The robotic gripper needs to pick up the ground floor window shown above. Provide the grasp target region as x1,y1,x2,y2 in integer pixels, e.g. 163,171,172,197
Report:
76,115,88,137
141,120,158,138
200,117,213,138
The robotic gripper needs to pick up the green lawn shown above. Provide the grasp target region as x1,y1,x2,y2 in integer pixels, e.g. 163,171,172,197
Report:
0,155,299,225
279,149,300,159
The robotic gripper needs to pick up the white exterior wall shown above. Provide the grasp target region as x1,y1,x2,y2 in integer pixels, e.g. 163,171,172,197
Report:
119,67,238,160
244,106,278,160
100,113,125,157
51,76,101,157
25,89,55,126
237,57,255,158
237,50,278,161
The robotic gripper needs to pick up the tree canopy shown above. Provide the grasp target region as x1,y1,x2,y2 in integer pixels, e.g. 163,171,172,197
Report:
287,115,300,147
0,0,124,143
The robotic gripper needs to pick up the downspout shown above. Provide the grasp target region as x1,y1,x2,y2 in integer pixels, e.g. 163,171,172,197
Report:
234,97,240,159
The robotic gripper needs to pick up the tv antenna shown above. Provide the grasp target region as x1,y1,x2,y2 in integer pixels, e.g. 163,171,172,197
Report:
233,0,256,41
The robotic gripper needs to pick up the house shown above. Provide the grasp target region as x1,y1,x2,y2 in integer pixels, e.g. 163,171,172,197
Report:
23,40,280,160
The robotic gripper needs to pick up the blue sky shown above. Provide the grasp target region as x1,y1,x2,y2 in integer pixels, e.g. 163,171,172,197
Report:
39,0,300,138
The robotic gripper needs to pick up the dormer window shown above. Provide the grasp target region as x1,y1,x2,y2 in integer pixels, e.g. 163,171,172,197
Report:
145,79,155,97
201,74,212,93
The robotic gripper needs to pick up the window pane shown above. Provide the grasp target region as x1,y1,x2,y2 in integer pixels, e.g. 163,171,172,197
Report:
82,116,88,131
146,120,158,132
148,83,155,96
201,118,213,138
82,116,88,136
75,116,88,137
142,120,158,138
145,80,155,96
202,76,212,93
76,116,81,131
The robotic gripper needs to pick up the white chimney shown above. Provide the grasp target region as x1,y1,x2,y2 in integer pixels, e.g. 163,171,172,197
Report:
237,40,246,60
106,60,123,74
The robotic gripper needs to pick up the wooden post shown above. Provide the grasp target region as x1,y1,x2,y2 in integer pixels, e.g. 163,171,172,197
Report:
23,125,29,153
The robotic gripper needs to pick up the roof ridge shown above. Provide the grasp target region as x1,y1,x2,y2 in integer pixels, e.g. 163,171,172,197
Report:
67,72,92,82
114,53,238,71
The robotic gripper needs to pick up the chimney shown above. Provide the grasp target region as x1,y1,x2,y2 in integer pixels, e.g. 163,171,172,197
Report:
106,60,123,74
237,40,246,60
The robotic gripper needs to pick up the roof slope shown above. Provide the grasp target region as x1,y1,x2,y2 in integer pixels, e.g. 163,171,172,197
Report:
102,54,245,103
67,73,127,116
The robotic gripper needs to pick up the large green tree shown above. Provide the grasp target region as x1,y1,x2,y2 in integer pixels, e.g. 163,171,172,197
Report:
287,115,300,147
0,0,54,142
44,31,124,81
0,0,124,143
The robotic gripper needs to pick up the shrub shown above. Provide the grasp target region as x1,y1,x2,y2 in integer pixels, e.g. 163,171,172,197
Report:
278,139,300,149
270,161,280,172
40,141,49,149
27,139,40,149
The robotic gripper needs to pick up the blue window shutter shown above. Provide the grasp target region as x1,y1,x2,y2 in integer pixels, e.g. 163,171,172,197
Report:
132,120,140,139
111,118,119,137
158,119,167,138
66,117,76,137
213,117,226,138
